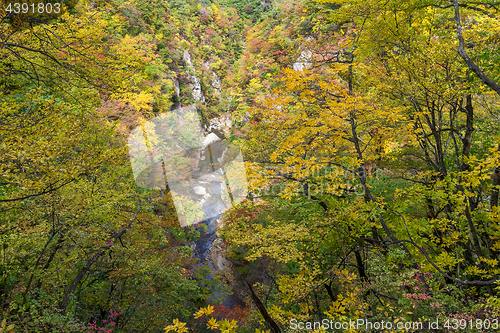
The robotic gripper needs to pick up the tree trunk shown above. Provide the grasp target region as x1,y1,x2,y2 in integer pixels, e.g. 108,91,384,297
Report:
246,281,281,333
491,144,500,208
453,0,500,97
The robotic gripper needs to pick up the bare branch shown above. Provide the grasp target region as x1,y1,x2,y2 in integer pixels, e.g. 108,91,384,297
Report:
453,0,500,96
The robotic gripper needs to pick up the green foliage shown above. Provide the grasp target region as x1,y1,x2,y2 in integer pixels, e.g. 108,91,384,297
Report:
2,0,500,331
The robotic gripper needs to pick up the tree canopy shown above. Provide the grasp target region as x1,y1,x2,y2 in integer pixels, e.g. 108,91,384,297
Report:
1,0,499,332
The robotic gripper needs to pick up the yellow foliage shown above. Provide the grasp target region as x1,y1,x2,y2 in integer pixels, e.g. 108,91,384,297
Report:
164,319,188,333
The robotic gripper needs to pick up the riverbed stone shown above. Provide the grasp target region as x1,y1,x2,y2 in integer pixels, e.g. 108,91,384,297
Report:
193,185,207,195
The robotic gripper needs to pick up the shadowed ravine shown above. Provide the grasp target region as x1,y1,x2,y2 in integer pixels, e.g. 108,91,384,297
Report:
195,215,245,309
176,50,245,310
192,143,245,309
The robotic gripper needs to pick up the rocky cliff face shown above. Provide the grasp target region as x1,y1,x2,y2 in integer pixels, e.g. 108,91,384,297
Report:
208,236,232,273
207,230,247,308
183,50,206,103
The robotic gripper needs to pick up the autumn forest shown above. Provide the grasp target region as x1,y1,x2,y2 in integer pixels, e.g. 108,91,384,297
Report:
1,0,500,332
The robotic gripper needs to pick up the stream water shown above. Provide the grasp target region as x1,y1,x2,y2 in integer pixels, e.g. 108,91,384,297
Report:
176,50,245,309
193,164,245,309
195,217,245,309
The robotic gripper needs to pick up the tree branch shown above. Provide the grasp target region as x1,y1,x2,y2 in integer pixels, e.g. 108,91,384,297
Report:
453,0,500,96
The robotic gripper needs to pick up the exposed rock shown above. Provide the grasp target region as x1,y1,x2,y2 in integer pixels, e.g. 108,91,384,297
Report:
293,48,312,71
173,79,180,96
193,185,207,196
293,37,313,71
208,237,232,274
211,72,222,97
183,50,205,102
207,113,232,137
202,132,221,149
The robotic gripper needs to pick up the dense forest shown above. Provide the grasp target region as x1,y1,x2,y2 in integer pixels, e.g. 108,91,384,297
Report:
1,0,500,332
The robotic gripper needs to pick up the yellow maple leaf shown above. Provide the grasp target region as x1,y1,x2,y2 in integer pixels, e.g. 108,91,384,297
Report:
206,317,219,330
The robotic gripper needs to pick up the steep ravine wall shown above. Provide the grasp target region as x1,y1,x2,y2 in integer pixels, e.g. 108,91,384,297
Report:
177,49,245,309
